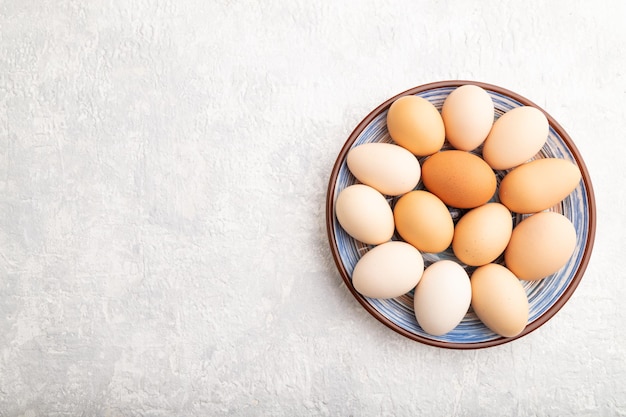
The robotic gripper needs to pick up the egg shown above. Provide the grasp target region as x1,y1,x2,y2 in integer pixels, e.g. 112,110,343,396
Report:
499,158,582,213
386,95,445,156
413,260,471,336
471,263,529,338
504,212,577,281
335,184,394,245
441,85,495,151
421,150,497,209
452,203,513,266
346,142,421,196
351,241,424,299
482,106,549,170
393,190,454,253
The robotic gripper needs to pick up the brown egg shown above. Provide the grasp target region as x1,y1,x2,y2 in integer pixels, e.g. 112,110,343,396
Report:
393,190,453,253
386,95,445,156
471,263,529,338
421,150,497,209
499,158,582,214
504,212,577,281
452,203,513,266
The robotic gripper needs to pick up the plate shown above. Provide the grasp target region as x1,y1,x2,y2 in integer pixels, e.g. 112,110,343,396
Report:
326,80,596,349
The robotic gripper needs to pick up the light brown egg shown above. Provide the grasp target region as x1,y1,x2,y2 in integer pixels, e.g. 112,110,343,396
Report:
386,95,445,156
482,106,549,170
441,85,495,151
504,212,577,281
452,203,513,266
499,158,582,214
393,190,453,253
471,263,529,338
421,150,497,209
346,142,420,196
335,184,395,245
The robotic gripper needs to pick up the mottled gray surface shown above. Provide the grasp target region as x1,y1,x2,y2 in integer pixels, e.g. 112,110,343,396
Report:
0,1,624,416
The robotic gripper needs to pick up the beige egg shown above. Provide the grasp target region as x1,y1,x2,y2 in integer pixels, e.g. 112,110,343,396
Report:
352,241,424,299
499,158,582,214
471,263,529,338
414,260,471,336
505,212,577,281
441,85,495,151
452,203,512,266
421,150,497,209
386,95,445,156
393,190,454,253
346,142,421,196
482,106,549,170
335,184,394,245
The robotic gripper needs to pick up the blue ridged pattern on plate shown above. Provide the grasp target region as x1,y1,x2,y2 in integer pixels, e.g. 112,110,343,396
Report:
331,87,591,344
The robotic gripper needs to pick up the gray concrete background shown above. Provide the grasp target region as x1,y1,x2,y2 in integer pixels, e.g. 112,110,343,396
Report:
1,1,624,416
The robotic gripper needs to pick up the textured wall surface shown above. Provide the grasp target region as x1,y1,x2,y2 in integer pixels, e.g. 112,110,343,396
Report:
0,1,624,416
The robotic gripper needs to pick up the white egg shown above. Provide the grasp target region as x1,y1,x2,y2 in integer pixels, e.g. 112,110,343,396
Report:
413,260,471,336
352,241,424,299
346,142,420,196
335,184,394,245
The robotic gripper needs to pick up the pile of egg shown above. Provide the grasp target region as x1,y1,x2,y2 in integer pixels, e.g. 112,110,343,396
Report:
335,85,582,338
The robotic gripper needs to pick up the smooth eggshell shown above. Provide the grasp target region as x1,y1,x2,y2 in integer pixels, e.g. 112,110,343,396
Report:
393,190,454,253
346,142,421,196
386,95,445,156
482,106,549,170
421,150,497,209
471,263,529,338
413,260,471,336
504,212,577,281
441,85,495,151
499,158,582,213
352,241,424,299
335,184,394,245
452,203,513,266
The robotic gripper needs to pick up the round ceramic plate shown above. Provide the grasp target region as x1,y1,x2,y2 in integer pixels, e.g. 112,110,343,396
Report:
326,80,596,349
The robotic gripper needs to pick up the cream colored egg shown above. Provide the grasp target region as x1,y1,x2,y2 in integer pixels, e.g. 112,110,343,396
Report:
413,260,471,336
482,106,549,170
504,212,577,281
386,95,445,156
499,158,582,213
393,190,454,253
352,241,424,299
346,142,421,196
441,85,495,151
471,263,529,338
335,184,394,245
452,203,513,266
